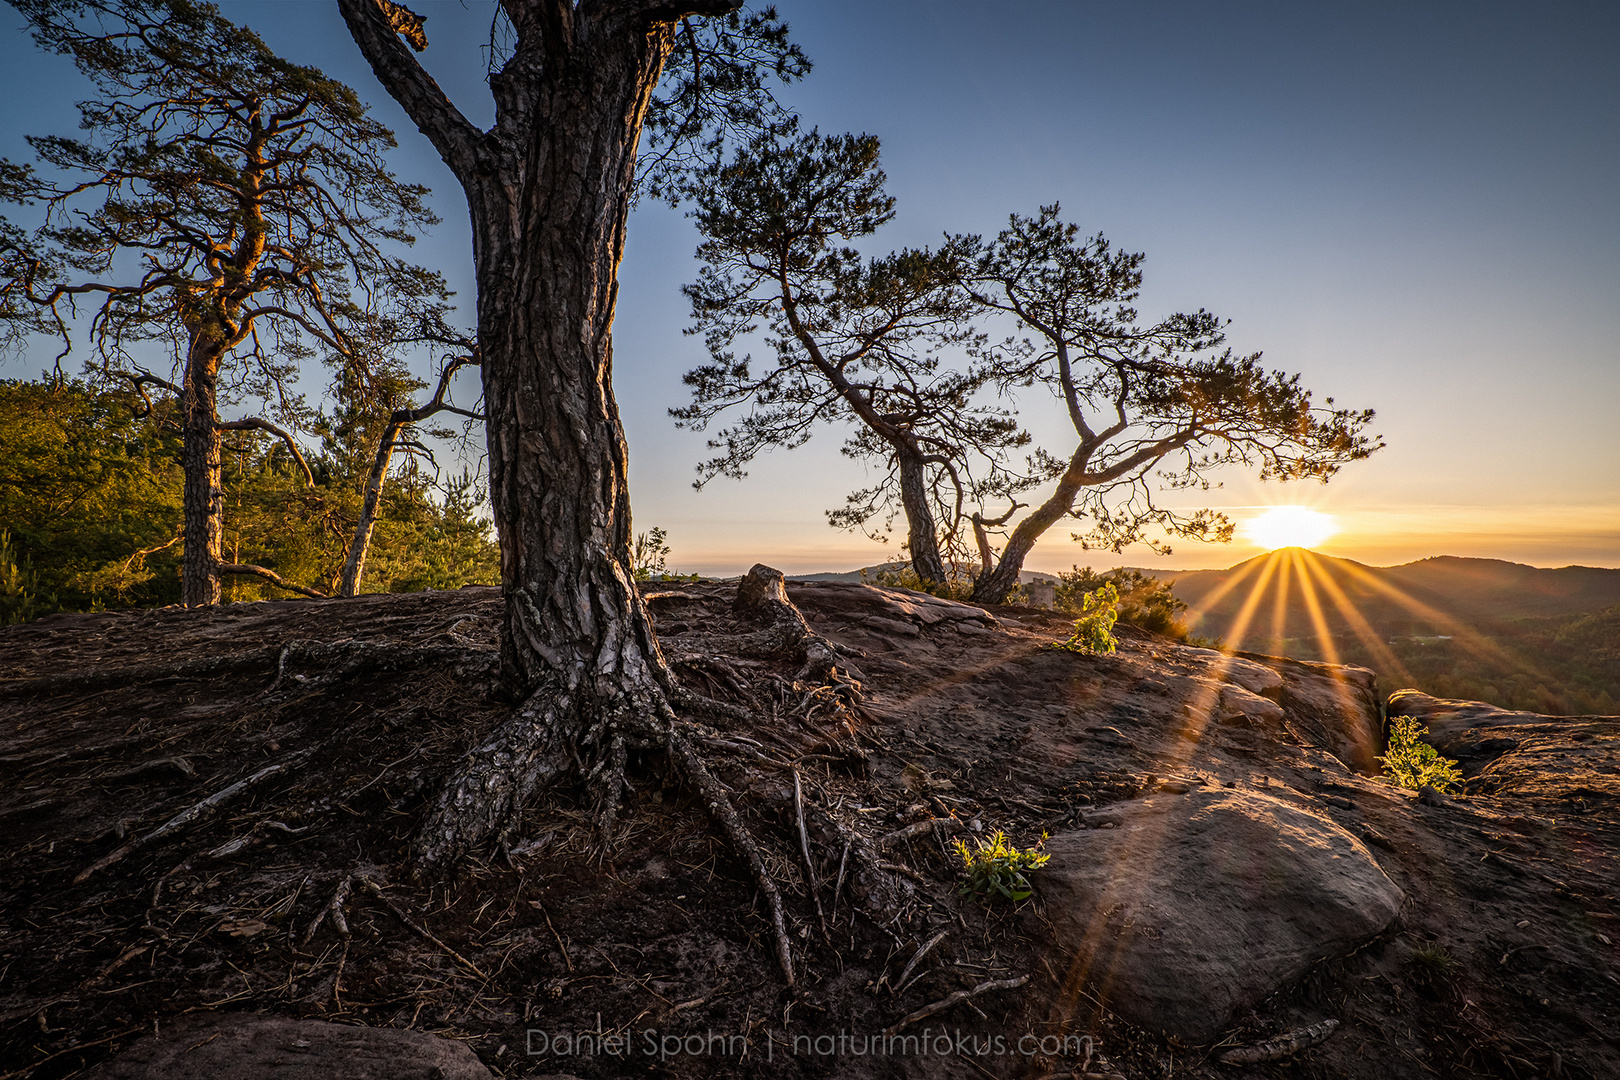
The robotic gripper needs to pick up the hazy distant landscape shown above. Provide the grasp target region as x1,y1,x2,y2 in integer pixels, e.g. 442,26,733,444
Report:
802,552,1620,717
1137,552,1619,716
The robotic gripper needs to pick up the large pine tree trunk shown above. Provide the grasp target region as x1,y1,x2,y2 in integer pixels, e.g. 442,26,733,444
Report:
410,16,678,873
179,338,224,607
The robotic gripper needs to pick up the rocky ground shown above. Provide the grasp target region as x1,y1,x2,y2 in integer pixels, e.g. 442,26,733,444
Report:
0,578,1615,1079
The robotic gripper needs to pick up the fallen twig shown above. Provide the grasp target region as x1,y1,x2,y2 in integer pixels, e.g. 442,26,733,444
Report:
356,876,491,982
891,929,949,994
884,974,1029,1036
75,755,308,883
794,769,829,937
878,817,941,850
302,874,356,945
531,897,574,973
876,860,930,885
1217,1018,1340,1064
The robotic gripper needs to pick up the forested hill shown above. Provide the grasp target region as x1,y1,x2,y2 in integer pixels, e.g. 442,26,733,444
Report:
1132,550,1620,716
1381,556,1620,619
1138,551,1620,634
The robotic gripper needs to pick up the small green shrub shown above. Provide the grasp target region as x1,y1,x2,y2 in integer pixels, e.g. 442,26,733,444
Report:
866,561,977,601
1051,582,1120,655
631,527,699,582
1379,716,1464,793
952,830,1050,903
1055,567,1189,639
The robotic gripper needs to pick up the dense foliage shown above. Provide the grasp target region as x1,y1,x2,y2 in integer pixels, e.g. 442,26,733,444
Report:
1237,605,1620,717
0,378,496,615
0,0,450,605
1054,566,1189,639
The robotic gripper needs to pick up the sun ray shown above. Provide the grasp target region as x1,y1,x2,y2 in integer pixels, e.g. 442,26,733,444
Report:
1221,550,1284,654
1182,553,1269,640
1333,559,1551,686
1289,549,1341,666
1295,550,1418,687
1269,550,1293,656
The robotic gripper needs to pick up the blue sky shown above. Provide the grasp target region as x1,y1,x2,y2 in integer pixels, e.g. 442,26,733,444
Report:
3,1,1617,573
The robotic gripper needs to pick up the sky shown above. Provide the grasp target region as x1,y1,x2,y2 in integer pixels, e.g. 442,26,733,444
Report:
2,0,1617,576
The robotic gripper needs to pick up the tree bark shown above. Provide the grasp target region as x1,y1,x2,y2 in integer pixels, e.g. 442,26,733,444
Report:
480,17,669,701
970,441,1097,606
895,444,948,587
340,0,731,873
179,337,224,607
338,419,399,598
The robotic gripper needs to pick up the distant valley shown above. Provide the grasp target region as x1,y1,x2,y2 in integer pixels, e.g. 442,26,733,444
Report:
802,551,1620,716
1125,551,1620,716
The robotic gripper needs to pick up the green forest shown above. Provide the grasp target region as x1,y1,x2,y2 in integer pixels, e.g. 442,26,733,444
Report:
1311,612,1620,718
0,377,497,622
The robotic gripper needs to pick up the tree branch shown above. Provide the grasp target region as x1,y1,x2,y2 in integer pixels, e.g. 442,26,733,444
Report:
336,0,486,187
219,562,329,599
215,416,315,485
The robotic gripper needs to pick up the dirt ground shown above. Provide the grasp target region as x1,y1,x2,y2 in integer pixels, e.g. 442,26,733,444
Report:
1,580,1616,1079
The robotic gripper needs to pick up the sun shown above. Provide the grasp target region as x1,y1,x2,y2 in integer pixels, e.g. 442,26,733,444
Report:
1243,506,1339,550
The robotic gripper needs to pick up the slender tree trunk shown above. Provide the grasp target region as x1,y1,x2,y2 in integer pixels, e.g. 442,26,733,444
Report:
896,444,948,587
971,441,1097,605
338,420,400,597
179,337,224,607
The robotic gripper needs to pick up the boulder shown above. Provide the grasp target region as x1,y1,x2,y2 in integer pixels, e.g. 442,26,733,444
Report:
1217,684,1286,725
1389,688,1567,742
1034,789,1402,1041
81,1014,494,1080
1271,658,1382,771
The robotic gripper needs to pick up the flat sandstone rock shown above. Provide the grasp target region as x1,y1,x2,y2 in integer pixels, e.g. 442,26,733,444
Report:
81,1015,494,1080
1035,788,1402,1041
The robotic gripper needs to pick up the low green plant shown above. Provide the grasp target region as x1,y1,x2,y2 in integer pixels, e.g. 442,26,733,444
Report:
1379,716,1464,793
866,561,977,601
1051,581,1120,655
952,830,1050,903
1055,567,1189,639
1407,942,1457,990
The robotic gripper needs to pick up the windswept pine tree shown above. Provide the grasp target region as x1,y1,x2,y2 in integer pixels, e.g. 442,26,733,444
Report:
0,0,450,605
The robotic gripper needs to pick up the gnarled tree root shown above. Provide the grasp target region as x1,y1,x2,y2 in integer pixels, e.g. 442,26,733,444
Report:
408,564,907,991
1217,1018,1340,1064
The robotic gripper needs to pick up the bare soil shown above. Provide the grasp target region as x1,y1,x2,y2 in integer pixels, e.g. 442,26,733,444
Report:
1,581,1616,1079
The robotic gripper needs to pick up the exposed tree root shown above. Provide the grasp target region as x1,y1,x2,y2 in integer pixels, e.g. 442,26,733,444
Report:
665,725,798,987
399,566,915,991
75,753,312,883
0,639,475,699
354,875,491,981
884,974,1030,1036
732,563,863,685
1217,1018,1341,1063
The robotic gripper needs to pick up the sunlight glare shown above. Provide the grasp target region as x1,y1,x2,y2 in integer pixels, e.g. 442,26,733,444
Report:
1243,506,1338,550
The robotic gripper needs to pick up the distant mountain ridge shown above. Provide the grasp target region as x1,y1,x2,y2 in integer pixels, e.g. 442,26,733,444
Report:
794,550,1620,715
1126,551,1620,638
795,553,1620,625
